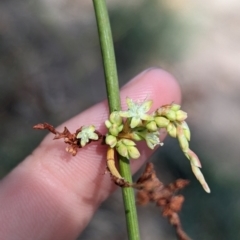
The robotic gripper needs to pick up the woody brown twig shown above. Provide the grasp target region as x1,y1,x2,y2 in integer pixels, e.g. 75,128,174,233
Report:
33,123,102,156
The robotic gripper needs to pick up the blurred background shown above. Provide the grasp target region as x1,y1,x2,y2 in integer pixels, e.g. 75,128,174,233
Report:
0,0,240,239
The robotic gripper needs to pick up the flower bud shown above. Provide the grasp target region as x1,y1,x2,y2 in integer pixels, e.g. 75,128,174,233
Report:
176,110,187,121
131,131,143,141
146,121,158,132
190,163,210,193
181,121,191,141
155,116,170,128
186,149,202,168
128,146,140,159
116,143,128,158
165,109,176,121
167,122,177,138
105,135,117,148
109,111,122,126
170,103,181,111
177,125,189,152
105,120,112,128
109,124,121,136
178,134,189,153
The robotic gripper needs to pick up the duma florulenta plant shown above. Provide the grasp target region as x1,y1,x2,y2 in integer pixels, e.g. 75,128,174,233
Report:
34,98,210,239
34,1,210,239
34,98,210,194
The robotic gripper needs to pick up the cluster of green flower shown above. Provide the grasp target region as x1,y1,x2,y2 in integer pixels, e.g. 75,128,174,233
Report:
75,97,210,193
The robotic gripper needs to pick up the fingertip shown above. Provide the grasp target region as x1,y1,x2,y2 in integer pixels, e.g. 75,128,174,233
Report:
121,68,181,110
145,68,182,104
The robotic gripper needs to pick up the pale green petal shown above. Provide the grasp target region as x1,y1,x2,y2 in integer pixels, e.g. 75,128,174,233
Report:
80,139,87,147
126,97,135,109
122,139,136,146
130,117,141,128
141,100,153,112
119,111,131,118
89,132,98,140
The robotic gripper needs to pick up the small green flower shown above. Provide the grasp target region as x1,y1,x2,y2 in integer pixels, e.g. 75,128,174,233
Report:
119,97,153,128
145,131,163,149
76,125,99,147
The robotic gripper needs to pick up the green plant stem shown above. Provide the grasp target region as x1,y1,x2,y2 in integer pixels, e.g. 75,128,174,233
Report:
92,1,140,239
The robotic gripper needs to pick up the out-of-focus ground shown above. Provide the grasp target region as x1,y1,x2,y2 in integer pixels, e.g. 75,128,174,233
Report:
0,0,240,239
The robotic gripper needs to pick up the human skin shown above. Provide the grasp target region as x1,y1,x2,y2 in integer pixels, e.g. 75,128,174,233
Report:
0,68,181,240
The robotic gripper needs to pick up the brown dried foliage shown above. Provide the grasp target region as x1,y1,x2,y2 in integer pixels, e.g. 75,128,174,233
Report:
134,163,191,240
33,122,102,156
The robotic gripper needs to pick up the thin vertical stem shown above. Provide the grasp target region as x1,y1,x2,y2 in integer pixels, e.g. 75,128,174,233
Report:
93,0,120,112
92,1,140,239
